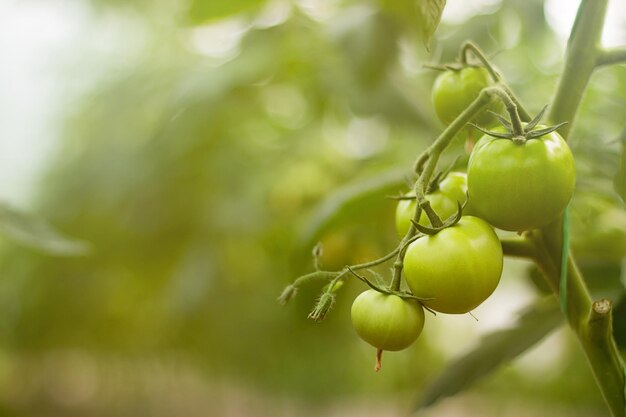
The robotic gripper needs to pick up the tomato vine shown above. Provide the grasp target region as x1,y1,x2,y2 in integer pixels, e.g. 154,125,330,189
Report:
279,0,626,414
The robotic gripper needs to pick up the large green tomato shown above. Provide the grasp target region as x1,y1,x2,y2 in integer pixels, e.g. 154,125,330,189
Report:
467,126,575,231
403,216,503,314
432,67,502,127
351,289,425,351
395,172,468,237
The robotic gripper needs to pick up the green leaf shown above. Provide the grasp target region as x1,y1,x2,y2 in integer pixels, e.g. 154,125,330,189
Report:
612,296,626,351
416,0,447,51
614,129,626,204
416,297,562,410
332,9,399,87
376,0,446,51
297,169,409,252
580,262,625,302
188,0,266,24
0,203,91,256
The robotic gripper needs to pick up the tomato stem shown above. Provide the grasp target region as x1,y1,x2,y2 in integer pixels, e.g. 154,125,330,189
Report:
459,41,501,82
419,200,444,228
375,348,383,372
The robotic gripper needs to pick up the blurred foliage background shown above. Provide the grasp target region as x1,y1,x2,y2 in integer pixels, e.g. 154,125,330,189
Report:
0,0,625,416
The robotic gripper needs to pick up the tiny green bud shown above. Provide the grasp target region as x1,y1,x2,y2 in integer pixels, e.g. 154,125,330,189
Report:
277,284,298,306
312,242,323,270
312,242,323,258
308,292,336,322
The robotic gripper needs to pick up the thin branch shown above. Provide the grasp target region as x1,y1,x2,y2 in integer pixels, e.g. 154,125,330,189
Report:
500,236,536,259
460,41,502,82
596,47,626,67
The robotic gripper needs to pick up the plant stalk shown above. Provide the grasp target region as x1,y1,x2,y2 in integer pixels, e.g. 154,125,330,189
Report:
548,0,609,138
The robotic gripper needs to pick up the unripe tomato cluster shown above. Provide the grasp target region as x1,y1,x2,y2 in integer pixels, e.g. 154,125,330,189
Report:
350,66,576,366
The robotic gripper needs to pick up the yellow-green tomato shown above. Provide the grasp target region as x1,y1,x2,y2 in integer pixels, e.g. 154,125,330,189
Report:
403,216,503,314
395,172,468,237
467,126,575,231
432,67,502,127
351,290,425,351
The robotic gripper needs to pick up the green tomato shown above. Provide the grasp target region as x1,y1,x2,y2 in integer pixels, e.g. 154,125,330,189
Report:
403,216,503,314
351,289,425,351
432,67,502,127
395,172,468,237
467,126,576,231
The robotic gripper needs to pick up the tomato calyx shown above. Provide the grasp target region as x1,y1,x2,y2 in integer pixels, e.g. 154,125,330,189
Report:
425,157,462,194
345,266,435,303
411,200,464,235
470,105,569,144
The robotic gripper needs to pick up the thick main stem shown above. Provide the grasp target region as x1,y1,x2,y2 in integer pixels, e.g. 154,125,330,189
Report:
548,0,608,138
544,1,624,415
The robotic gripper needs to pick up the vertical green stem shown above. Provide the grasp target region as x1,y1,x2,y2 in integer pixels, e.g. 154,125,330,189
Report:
543,1,625,415
548,0,609,138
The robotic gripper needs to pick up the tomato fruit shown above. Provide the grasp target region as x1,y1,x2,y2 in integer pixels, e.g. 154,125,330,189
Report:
351,289,425,351
403,216,503,314
467,126,575,231
432,67,502,127
395,172,468,237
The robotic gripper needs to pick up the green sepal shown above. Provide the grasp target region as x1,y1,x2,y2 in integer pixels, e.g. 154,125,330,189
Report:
523,104,548,133
526,122,569,139
468,123,513,139
488,110,512,130
411,201,463,235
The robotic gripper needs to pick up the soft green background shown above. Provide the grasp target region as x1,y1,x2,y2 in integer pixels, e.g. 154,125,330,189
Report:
0,0,624,416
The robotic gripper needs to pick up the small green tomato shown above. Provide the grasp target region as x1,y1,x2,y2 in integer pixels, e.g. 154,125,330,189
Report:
351,289,425,352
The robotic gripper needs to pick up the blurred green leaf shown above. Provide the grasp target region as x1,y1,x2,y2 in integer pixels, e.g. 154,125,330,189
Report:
377,0,446,50
580,262,625,302
612,296,626,351
0,203,90,256
332,9,399,86
188,0,266,24
416,0,447,51
416,297,562,410
614,129,626,204
570,191,626,263
297,169,408,252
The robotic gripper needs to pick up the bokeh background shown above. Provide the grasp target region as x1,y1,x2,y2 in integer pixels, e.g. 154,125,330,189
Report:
0,0,625,416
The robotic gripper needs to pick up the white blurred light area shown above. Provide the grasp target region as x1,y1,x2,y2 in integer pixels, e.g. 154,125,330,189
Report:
0,1,85,205
0,0,147,206
545,0,626,46
442,0,501,24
